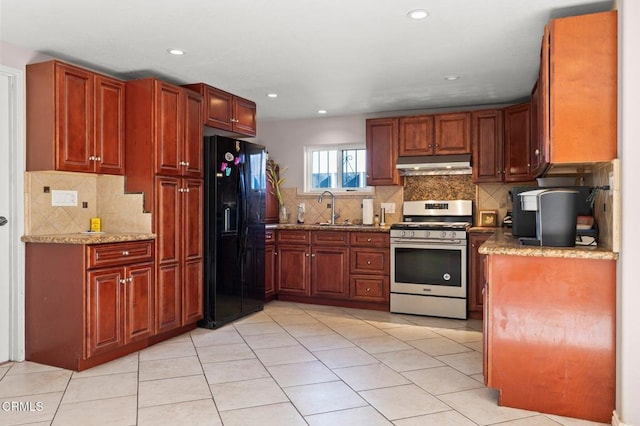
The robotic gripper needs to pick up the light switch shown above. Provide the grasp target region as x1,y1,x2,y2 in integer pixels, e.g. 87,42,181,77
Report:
51,190,78,207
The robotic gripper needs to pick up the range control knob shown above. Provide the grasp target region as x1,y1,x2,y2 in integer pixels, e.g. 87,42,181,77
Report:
441,231,447,238
424,231,430,238
401,230,406,237
410,231,415,238
450,231,457,239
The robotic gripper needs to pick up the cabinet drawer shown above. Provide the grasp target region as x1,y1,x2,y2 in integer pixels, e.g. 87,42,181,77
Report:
350,275,389,302
350,232,389,247
277,230,310,244
265,230,275,243
87,241,154,269
350,248,389,274
312,231,349,245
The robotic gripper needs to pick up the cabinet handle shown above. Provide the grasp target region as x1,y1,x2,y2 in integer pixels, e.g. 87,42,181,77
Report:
230,118,239,123
311,254,316,257
367,238,372,242
88,155,96,161
122,251,129,256
119,279,126,285
95,156,101,162
366,287,371,292
428,144,432,148
435,144,439,147
184,188,190,193
535,149,540,155
179,161,190,166
367,260,371,265
178,188,190,193
274,252,278,256
305,253,310,257
127,277,133,284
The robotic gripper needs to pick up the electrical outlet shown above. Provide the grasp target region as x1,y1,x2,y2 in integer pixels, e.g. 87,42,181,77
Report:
380,202,396,214
51,190,78,207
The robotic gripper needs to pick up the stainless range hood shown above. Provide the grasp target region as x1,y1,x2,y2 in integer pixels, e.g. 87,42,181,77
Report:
396,154,472,176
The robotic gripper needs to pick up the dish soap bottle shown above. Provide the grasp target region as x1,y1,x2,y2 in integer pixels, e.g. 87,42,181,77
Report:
297,204,305,224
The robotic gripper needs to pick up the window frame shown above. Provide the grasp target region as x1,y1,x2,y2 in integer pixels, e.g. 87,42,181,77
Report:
303,143,372,194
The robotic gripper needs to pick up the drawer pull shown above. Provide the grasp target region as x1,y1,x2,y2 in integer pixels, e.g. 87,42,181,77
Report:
122,251,130,256
366,288,371,292
367,238,372,242
367,260,371,265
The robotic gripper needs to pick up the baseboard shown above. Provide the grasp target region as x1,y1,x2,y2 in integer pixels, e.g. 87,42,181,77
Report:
612,410,630,426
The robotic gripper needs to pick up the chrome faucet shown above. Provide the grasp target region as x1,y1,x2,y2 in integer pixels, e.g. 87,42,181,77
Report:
317,190,337,225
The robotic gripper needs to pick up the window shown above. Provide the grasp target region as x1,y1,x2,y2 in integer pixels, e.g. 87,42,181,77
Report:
304,144,369,193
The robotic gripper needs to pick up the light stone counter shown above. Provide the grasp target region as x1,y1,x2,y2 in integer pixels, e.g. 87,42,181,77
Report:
21,232,156,244
478,227,618,260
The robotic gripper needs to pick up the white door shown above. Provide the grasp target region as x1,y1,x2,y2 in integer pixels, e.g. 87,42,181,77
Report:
0,66,26,363
0,71,12,362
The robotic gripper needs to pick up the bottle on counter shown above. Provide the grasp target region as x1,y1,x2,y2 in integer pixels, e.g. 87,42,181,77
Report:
374,214,380,228
297,204,305,224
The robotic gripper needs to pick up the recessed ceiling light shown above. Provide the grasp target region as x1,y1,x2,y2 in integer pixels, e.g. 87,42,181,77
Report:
407,9,429,20
317,110,327,114
444,75,460,81
167,48,185,55
266,93,278,98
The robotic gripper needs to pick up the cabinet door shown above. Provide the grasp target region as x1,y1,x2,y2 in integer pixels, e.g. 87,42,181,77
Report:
311,246,349,299
182,259,203,324
503,103,532,182
472,110,504,183
155,82,183,176
156,262,181,334
94,74,125,175
124,263,154,343
277,244,310,295
55,62,94,172
265,239,276,299
183,90,204,177
233,96,257,136
399,116,434,156
156,177,181,264
532,25,550,176
366,118,401,186
468,233,491,317
434,112,471,155
87,267,123,357
183,179,204,262
203,86,234,131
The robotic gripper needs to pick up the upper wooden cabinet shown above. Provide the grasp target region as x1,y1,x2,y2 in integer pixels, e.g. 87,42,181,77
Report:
434,112,471,155
398,112,471,157
504,103,532,182
26,60,125,175
365,118,402,186
183,83,257,137
399,116,434,156
546,11,617,163
471,110,504,183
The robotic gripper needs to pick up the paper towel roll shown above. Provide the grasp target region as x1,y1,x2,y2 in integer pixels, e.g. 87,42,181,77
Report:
362,198,374,225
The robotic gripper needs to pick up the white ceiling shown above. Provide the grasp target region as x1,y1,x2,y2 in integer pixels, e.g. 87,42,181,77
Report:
0,0,613,122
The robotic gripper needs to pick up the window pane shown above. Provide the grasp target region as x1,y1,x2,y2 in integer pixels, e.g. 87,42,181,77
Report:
307,145,367,191
342,149,366,188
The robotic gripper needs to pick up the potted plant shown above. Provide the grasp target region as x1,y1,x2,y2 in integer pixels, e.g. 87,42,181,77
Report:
266,158,288,223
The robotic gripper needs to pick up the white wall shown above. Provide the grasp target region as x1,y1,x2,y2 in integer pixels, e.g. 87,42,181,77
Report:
618,1,640,424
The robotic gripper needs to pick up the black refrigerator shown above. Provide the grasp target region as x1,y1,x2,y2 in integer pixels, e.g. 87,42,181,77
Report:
200,135,266,329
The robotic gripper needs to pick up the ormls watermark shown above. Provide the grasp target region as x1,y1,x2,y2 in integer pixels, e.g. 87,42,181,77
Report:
1,401,44,412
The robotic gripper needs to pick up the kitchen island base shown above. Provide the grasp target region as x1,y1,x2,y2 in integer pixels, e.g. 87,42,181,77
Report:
484,254,615,423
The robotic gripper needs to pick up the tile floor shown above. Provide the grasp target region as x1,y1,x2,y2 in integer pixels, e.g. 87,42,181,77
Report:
0,301,609,426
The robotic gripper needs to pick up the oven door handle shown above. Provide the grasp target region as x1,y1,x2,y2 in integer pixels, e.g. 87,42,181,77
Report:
391,238,466,248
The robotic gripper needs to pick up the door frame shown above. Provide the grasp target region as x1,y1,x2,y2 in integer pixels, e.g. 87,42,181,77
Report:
1,65,26,362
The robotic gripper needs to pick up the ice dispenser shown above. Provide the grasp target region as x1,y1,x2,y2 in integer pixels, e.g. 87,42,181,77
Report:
517,189,579,247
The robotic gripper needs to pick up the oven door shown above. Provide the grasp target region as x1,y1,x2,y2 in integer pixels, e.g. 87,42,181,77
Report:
390,239,467,298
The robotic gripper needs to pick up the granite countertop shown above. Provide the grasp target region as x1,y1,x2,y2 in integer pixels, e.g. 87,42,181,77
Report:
21,232,156,244
266,223,390,233
478,228,618,260
468,226,501,233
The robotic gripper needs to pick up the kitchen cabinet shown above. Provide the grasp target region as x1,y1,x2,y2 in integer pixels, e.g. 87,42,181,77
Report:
503,103,532,182
398,113,471,157
545,11,617,164
467,232,491,319
365,118,402,186
311,232,350,299
183,83,257,137
529,23,549,178
265,230,276,300
471,110,504,183
274,229,389,309
25,240,155,371
434,112,471,155
398,115,434,156
349,232,389,304
26,60,125,175
484,253,615,422
125,78,204,335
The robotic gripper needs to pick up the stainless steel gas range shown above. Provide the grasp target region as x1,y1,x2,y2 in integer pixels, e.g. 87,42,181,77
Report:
390,200,472,319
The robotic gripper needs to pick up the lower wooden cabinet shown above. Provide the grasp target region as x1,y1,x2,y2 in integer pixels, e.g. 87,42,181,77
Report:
274,229,389,309
265,230,276,300
24,239,192,371
468,232,492,319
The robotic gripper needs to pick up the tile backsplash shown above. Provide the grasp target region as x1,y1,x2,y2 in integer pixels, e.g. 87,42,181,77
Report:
25,171,151,235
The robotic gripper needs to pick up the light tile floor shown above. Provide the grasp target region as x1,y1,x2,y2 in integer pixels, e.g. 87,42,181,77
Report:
0,301,610,426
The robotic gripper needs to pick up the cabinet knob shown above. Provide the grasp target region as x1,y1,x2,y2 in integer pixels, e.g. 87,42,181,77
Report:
535,149,540,155
366,288,371,292
367,238,372,242
435,144,439,147
122,251,129,256
230,118,239,123
179,161,190,166
88,155,95,161
119,279,126,285
95,156,101,162
311,253,316,257
274,252,278,255
305,253,310,257
367,260,371,265
127,277,133,284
